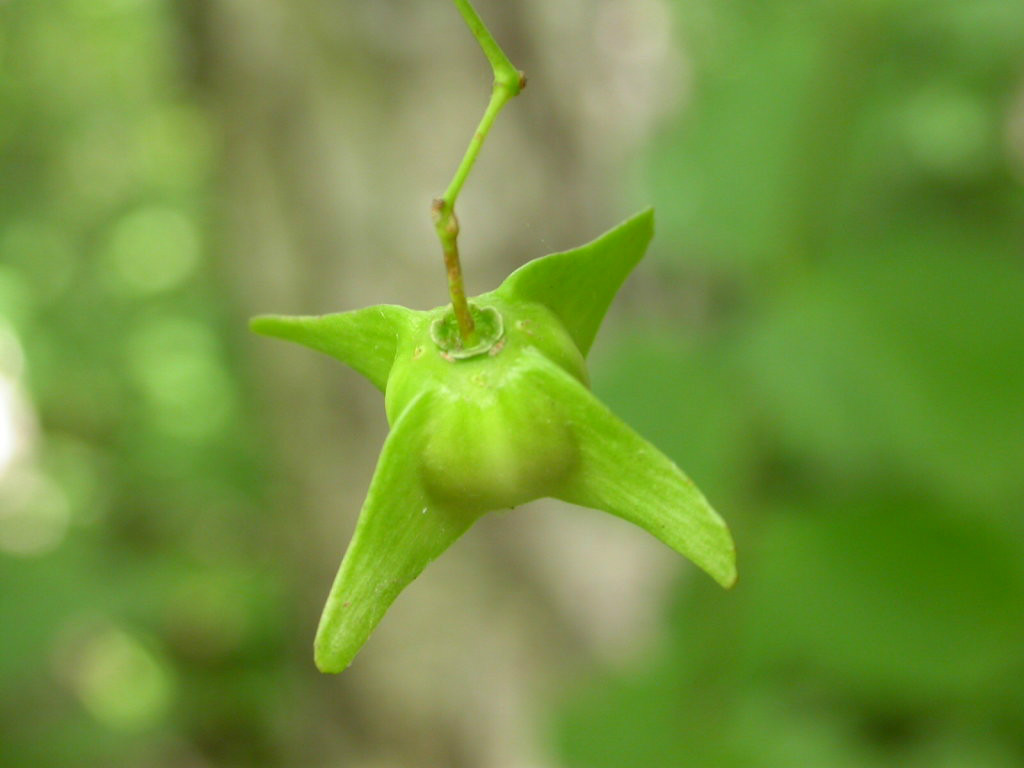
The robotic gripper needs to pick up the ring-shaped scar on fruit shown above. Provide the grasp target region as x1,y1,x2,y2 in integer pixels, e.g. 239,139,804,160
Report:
251,209,737,673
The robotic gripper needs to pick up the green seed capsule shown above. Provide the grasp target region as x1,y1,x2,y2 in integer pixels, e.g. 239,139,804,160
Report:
385,298,586,512
250,209,736,673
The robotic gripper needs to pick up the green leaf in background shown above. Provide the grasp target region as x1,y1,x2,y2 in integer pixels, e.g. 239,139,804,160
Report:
745,496,1024,703
739,253,1024,509
554,0,1024,766
554,495,1024,768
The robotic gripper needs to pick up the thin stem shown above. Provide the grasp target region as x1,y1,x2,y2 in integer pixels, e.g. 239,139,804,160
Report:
442,85,512,205
452,0,520,86
434,0,525,346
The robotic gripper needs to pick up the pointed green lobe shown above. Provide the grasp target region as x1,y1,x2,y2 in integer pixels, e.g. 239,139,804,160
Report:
314,392,481,672
249,208,735,672
498,208,654,357
525,348,736,588
250,304,413,391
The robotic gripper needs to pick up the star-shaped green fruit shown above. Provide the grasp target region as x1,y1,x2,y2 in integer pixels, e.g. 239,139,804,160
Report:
251,209,736,672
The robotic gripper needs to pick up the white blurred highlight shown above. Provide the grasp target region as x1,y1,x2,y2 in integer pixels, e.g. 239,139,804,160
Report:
0,322,66,557
0,377,18,479
0,323,29,481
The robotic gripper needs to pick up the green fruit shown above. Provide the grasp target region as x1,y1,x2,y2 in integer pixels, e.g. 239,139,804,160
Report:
385,298,584,512
250,209,736,672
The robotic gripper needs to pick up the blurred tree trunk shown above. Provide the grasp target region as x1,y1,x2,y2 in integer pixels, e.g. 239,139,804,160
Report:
188,0,682,764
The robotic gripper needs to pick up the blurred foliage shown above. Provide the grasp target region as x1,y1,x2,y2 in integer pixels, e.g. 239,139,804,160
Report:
0,1,305,765
556,0,1024,767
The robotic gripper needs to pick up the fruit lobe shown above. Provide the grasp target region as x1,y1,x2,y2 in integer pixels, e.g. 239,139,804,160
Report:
384,293,587,513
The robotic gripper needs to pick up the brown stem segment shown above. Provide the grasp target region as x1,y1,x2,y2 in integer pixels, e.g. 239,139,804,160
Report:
432,198,476,345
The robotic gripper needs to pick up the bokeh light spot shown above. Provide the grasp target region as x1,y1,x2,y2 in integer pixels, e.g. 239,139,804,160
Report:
125,315,235,440
0,325,33,483
105,206,201,295
0,471,71,556
0,378,20,479
70,626,174,730
902,86,993,178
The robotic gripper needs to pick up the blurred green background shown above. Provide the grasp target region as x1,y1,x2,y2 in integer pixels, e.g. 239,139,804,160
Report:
1,0,1022,766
